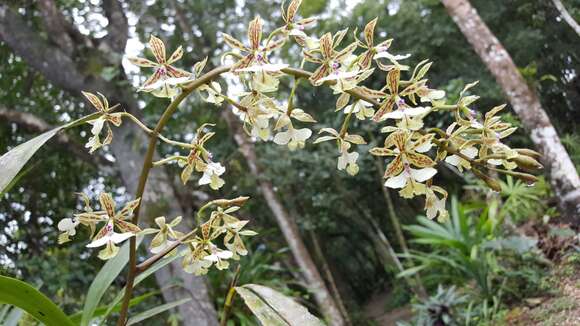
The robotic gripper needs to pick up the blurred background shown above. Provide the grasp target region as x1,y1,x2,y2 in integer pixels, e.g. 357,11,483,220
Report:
1,0,579,325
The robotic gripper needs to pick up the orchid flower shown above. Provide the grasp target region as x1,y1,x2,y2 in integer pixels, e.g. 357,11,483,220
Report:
383,104,431,131
355,18,397,69
338,143,360,176
281,0,316,42
339,99,375,120
86,221,135,260
222,16,287,72
84,193,141,260
198,82,224,105
273,124,312,150
82,91,122,153
128,35,192,98
370,130,436,198
425,186,449,222
303,32,358,86
315,128,366,176
199,161,226,190
145,216,185,254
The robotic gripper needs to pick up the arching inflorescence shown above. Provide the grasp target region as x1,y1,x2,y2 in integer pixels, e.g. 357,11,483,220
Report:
58,0,542,278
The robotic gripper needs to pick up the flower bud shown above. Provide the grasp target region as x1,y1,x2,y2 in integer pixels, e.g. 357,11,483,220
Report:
471,169,501,192
473,168,502,192
514,148,541,159
214,196,250,207
512,154,543,171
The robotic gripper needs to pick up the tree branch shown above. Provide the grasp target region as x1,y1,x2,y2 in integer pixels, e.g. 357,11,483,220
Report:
0,4,111,95
37,0,76,56
552,0,580,37
0,106,112,168
102,0,129,53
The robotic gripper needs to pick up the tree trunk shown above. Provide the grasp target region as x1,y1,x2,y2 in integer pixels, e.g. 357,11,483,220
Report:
0,4,218,325
371,156,427,298
309,231,352,325
222,110,346,326
551,0,580,37
441,0,580,223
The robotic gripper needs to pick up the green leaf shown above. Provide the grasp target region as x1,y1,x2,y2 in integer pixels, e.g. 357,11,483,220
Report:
0,275,74,326
98,252,183,325
126,297,191,325
396,265,427,279
0,113,99,194
81,236,143,326
69,291,158,324
235,284,324,326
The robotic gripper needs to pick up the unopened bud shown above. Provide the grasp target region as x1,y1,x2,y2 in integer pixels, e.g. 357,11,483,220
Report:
473,168,502,192
214,196,250,207
515,148,542,159
510,172,539,186
513,155,543,171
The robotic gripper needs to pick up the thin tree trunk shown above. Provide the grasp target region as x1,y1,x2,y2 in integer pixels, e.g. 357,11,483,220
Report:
222,110,346,326
441,0,580,223
0,5,218,325
551,0,580,37
309,231,352,325
373,157,410,255
373,156,428,299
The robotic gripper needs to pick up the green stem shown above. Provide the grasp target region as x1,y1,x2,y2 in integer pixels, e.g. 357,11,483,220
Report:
116,65,231,326
264,27,286,47
114,64,465,324
152,155,186,167
286,77,301,115
220,265,241,326
338,109,354,138
121,112,193,148
221,94,249,112
432,104,457,111
134,228,198,274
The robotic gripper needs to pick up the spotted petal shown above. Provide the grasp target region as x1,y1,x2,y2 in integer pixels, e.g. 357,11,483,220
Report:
99,192,116,218
167,46,184,65
248,16,263,50
364,18,377,46
128,56,158,68
149,35,166,64
222,33,247,51
82,91,105,112
384,155,404,178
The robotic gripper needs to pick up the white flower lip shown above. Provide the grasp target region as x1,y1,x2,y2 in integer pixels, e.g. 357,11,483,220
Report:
204,250,233,262
384,106,430,120
373,52,412,61
384,167,437,189
86,230,134,248
141,76,192,90
273,127,312,145
58,218,79,235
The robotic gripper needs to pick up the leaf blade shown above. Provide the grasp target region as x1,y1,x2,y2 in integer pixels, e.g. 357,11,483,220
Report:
235,284,324,326
0,113,100,194
0,275,74,326
126,297,191,326
81,236,143,326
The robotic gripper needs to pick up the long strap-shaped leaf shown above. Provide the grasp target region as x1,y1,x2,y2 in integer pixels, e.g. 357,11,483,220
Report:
126,297,191,325
0,112,99,194
0,275,74,326
235,284,324,326
98,253,184,325
69,291,158,324
81,236,143,326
